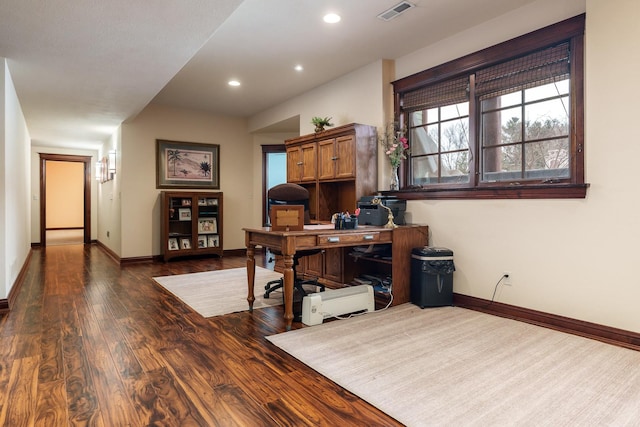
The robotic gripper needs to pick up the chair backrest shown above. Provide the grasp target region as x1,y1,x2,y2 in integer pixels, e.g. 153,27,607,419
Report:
267,183,311,225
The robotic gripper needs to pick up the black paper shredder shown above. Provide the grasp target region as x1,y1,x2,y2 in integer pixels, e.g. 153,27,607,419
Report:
411,246,455,308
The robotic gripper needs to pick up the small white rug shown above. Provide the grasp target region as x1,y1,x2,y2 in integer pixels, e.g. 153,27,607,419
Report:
153,267,284,318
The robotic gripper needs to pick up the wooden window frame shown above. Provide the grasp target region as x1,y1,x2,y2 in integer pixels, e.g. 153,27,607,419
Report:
389,14,587,200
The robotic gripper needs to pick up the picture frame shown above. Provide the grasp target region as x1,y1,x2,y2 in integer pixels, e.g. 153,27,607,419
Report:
156,139,220,189
178,208,192,221
197,235,207,248
208,235,219,247
198,217,217,234
269,205,304,231
168,238,179,251
180,238,191,249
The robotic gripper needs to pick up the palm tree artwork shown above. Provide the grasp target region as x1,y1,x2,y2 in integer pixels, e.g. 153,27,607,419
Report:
165,149,212,180
159,140,218,188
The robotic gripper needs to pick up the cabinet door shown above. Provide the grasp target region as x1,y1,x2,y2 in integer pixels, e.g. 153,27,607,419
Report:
317,138,336,180
300,143,317,182
170,196,194,251
323,248,343,283
195,196,220,250
334,135,355,179
303,251,323,278
286,146,301,182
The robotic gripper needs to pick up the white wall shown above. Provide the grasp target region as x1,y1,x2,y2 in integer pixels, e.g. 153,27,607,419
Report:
249,60,388,136
2,59,31,299
120,104,252,257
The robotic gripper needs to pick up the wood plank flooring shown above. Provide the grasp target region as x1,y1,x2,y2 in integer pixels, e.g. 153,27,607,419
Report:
0,244,401,426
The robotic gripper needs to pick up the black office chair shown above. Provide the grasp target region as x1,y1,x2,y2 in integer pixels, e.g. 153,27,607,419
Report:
264,183,324,299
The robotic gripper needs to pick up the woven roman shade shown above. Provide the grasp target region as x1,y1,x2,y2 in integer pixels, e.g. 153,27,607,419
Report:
475,42,570,100
401,76,469,112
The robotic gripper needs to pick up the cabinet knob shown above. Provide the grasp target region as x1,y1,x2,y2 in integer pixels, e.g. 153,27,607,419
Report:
331,156,338,160
327,237,340,243
363,235,375,240
296,162,303,166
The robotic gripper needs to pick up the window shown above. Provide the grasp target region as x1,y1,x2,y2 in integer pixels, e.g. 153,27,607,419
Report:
393,14,586,199
408,76,470,185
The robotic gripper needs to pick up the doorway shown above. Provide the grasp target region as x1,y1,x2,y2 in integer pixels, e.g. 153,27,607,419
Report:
39,154,92,247
262,145,287,226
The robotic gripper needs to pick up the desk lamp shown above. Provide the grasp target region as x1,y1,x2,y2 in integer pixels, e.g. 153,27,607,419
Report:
371,197,398,228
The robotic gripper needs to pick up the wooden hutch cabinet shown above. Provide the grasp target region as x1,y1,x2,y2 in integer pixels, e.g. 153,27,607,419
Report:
161,191,223,261
284,123,378,287
285,123,377,221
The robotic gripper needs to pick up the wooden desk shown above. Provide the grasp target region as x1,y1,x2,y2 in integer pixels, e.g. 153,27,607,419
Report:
244,224,428,330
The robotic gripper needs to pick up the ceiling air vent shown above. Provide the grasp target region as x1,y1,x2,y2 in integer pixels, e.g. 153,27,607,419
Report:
377,1,415,21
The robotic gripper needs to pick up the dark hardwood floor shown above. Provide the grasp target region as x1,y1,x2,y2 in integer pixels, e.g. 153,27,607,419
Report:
0,244,401,426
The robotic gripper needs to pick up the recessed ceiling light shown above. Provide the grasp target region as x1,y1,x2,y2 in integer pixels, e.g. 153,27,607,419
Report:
294,65,304,71
228,80,240,87
323,13,341,24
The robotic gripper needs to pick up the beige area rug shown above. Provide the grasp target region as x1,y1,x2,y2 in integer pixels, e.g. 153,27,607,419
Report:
267,304,640,426
153,267,283,318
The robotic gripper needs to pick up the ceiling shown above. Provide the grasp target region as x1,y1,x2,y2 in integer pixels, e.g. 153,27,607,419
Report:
0,0,542,150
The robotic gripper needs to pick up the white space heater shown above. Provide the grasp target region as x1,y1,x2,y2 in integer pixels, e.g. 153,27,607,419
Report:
301,285,375,326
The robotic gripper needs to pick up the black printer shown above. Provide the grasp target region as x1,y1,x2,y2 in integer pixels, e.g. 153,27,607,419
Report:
357,196,406,226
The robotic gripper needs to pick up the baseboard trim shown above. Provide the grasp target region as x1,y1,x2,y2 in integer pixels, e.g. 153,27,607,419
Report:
0,249,33,314
118,248,250,264
454,293,640,352
96,240,122,263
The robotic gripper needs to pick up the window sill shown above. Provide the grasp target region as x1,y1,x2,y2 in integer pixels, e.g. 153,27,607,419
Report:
379,183,589,200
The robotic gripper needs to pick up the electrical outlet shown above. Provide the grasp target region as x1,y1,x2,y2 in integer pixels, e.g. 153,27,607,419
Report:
503,271,512,285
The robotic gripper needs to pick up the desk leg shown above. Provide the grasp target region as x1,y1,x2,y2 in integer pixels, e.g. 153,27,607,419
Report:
282,253,294,331
246,244,256,311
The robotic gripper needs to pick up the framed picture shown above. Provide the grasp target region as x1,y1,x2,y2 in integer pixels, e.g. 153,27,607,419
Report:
197,235,207,248
180,238,191,249
198,217,217,233
178,208,192,221
181,198,192,206
208,235,219,247
156,139,220,189
168,238,179,251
